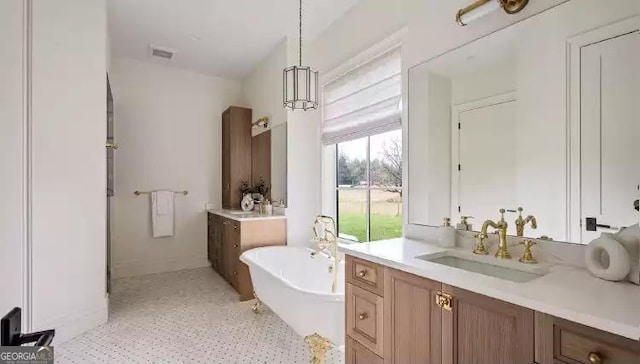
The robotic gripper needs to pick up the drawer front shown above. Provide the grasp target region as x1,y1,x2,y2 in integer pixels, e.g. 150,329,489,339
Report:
346,283,384,357
346,337,383,364
556,327,640,364
346,255,384,296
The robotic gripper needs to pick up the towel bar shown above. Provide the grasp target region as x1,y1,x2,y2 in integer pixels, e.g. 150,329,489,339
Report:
134,190,188,196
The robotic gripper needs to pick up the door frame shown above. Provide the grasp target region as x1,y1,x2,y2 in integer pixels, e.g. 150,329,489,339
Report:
451,91,516,221
567,16,640,243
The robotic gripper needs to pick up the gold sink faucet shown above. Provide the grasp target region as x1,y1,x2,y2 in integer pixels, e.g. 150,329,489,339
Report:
513,207,537,237
476,209,511,259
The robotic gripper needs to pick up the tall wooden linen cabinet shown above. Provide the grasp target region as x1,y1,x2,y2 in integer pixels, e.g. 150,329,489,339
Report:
221,106,252,209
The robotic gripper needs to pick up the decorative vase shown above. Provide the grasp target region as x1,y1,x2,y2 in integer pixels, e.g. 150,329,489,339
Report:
241,194,255,211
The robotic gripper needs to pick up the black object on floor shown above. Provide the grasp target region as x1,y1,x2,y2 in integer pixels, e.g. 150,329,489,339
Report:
1,307,55,346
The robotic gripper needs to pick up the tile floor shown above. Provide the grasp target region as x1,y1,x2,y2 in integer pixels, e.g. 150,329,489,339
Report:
56,268,344,364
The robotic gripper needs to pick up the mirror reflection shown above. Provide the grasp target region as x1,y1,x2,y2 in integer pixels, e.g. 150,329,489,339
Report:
252,122,287,206
408,15,638,244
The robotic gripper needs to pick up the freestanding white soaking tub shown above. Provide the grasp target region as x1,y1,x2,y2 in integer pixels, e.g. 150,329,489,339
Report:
240,246,345,346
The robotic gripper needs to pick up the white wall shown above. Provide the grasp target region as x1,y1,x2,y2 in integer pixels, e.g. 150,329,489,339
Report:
29,0,109,342
0,1,26,320
110,58,242,278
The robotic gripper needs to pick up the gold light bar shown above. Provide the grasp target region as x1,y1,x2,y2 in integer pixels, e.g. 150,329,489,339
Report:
134,190,188,196
252,116,270,130
456,0,529,26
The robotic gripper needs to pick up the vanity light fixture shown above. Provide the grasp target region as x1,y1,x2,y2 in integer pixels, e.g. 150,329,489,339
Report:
456,0,529,26
252,116,270,130
283,0,318,111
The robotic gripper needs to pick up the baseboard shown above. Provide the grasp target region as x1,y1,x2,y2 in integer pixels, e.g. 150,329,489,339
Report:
113,256,210,279
36,298,109,345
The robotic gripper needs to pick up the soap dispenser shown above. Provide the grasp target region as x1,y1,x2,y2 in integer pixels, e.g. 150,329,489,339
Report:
456,216,473,231
439,218,456,248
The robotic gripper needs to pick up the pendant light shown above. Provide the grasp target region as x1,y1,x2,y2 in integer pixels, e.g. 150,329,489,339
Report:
283,0,319,111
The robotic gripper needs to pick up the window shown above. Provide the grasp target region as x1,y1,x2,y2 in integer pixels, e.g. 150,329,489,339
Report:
322,45,402,242
336,129,402,242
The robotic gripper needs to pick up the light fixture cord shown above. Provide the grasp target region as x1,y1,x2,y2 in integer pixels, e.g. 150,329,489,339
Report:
299,0,302,66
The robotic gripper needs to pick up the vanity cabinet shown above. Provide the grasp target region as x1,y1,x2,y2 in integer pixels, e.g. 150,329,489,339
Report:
221,106,252,209
346,254,638,364
207,212,286,301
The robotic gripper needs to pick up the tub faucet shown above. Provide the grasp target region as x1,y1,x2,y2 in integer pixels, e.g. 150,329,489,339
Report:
312,215,339,293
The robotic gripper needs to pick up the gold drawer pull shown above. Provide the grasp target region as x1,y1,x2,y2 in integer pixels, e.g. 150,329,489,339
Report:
105,142,119,149
358,313,368,320
357,270,367,278
588,352,603,364
233,225,238,230
233,270,238,276
233,244,238,248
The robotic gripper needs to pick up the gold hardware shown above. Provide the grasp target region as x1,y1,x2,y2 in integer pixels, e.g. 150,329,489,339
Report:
328,265,334,273
251,292,264,315
312,215,339,294
357,270,367,278
105,142,119,149
358,313,368,320
233,270,237,276
518,240,538,264
435,291,453,311
513,207,537,237
233,244,238,248
473,233,489,255
252,116,270,130
588,352,603,364
134,190,188,196
443,217,452,227
539,235,554,241
304,333,332,364
456,0,529,26
480,209,511,259
233,225,238,230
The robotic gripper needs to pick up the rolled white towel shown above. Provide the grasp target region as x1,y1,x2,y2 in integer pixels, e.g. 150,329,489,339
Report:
585,233,631,282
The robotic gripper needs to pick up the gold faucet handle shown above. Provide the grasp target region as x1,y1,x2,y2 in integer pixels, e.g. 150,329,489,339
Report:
499,208,506,220
472,234,489,255
518,240,537,264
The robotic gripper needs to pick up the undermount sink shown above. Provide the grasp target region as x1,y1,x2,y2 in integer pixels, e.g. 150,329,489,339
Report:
417,253,546,283
226,210,253,215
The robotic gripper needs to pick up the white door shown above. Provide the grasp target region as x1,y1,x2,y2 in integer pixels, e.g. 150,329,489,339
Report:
457,99,517,224
580,30,639,243
0,2,26,317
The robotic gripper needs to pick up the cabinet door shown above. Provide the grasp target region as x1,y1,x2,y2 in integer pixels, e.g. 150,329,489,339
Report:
384,267,442,364
224,220,240,288
221,109,231,209
207,214,215,266
442,284,534,364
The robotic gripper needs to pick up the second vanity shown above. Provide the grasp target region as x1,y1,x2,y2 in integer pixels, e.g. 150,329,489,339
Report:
207,209,286,301
340,238,640,364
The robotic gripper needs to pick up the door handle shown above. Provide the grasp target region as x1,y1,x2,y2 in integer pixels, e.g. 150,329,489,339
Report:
585,217,619,232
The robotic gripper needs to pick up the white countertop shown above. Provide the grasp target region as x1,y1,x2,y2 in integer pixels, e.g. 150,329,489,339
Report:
208,209,286,222
339,237,640,341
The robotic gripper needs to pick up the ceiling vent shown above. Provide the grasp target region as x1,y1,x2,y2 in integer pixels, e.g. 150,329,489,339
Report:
149,44,176,60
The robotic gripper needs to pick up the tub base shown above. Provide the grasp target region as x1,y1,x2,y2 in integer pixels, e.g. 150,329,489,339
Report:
304,333,332,364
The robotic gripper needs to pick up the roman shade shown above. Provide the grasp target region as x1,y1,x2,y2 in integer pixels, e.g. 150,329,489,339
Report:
322,46,401,145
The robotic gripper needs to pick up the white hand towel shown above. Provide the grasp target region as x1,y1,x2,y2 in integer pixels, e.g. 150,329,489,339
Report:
151,190,174,238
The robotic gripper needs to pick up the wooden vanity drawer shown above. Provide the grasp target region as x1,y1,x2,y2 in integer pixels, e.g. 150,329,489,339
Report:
346,283,384,357
536,313,640,364
346,255,384,296
346,337,383,364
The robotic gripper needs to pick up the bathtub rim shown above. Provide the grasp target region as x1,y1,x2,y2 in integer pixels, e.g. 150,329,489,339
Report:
240,246,345,302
